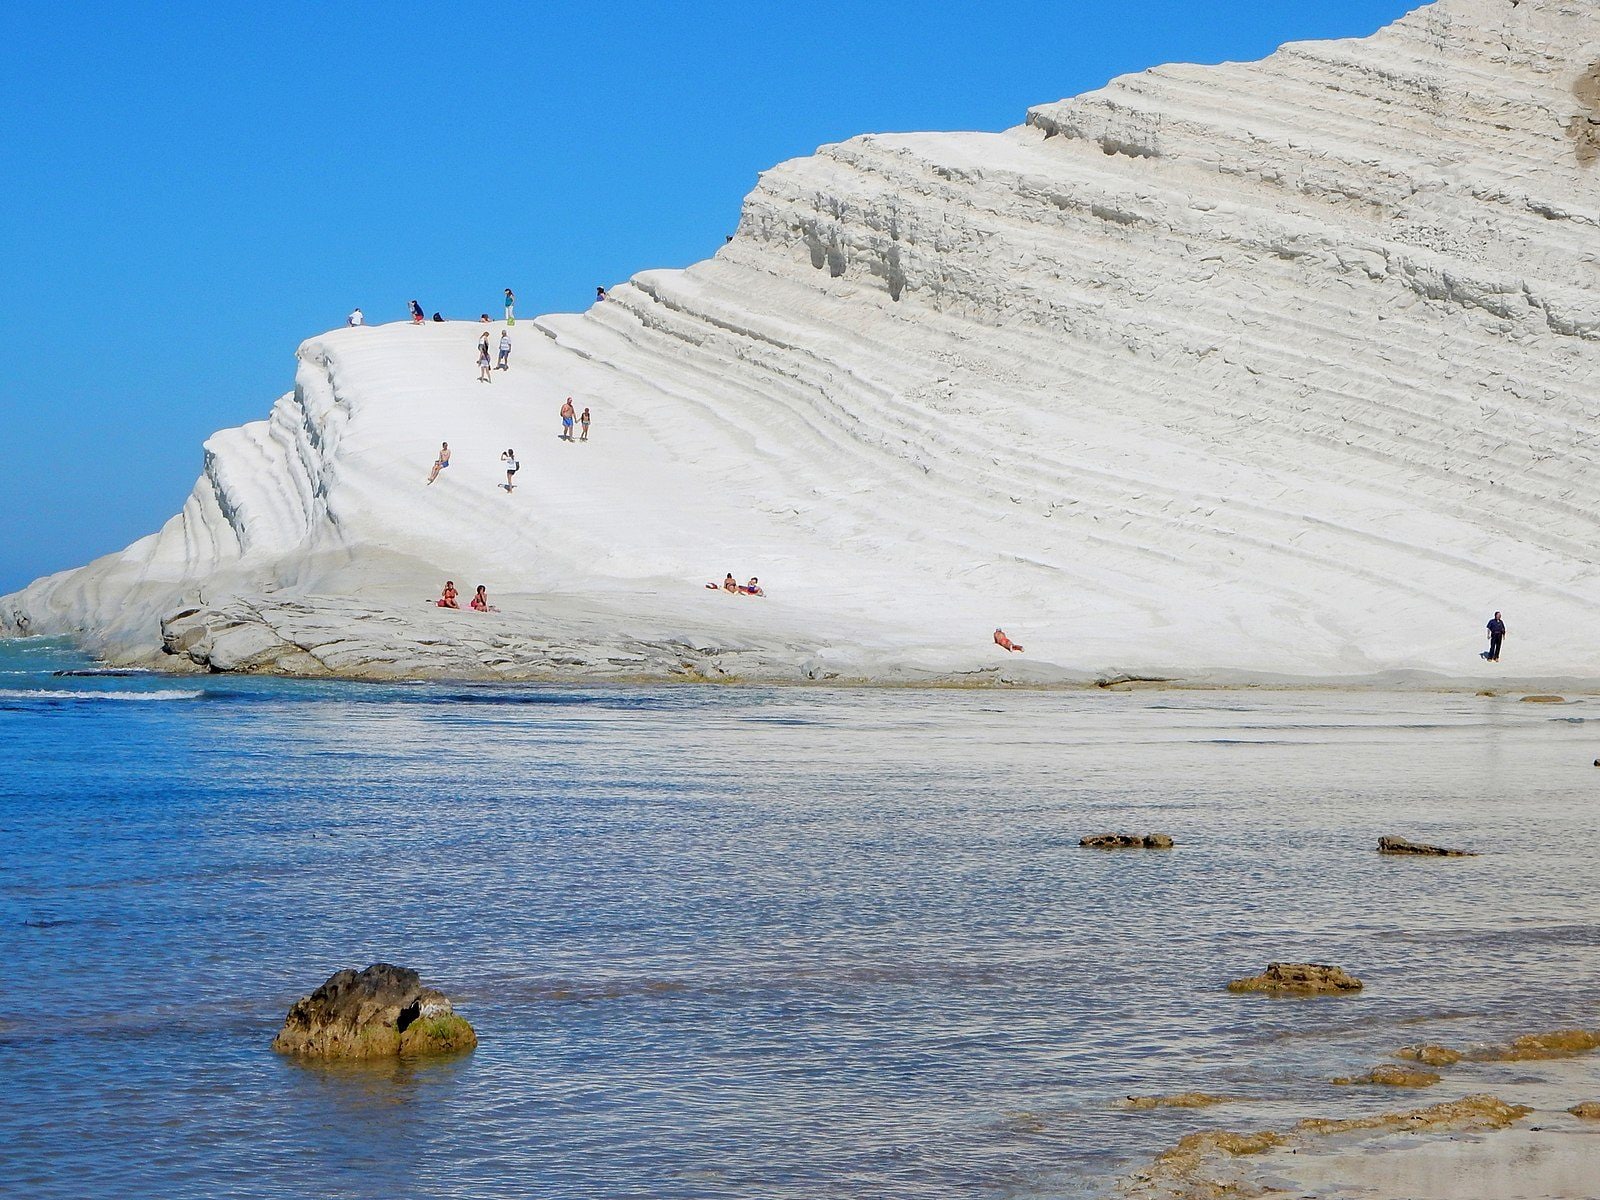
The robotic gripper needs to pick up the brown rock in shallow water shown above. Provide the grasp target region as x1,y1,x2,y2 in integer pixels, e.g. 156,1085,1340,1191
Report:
1378,836,1477,857
1080,833,1174,849
1332,1063,1440,1088
1472,1029,1600,1061
1520,694,1566,703
1569,1101,1600,1119
1395,1043,1463,1067
270,963,477,1059
1227,962,1363,995
1117,1092,1235,1110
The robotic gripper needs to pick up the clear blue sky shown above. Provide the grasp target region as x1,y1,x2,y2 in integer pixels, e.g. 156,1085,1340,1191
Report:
0,0,1413,595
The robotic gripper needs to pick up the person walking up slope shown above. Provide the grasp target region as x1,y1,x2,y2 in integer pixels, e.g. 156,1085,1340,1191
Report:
500,448,519,492
1483,612,1506,662
504,288,515,325
478,332,493,383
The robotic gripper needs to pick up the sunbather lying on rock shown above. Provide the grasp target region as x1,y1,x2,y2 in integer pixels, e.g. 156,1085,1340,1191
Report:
705,573,738,593
740,578,764,596
994,628,1023,652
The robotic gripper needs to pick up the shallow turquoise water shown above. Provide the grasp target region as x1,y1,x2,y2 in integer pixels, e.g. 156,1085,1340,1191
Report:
3,637,1599,1198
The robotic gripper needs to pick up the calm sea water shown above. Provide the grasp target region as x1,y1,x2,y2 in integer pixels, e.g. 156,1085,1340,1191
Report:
3,636,1599,1199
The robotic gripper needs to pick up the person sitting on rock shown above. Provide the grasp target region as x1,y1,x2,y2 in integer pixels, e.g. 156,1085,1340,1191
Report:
437,581,459,609
427,442,450,484
994,628,1023,653
469,585,496,612
410,300,425,324
740,577,764,596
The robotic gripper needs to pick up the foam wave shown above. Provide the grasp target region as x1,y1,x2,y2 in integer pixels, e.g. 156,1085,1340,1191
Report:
0,688,205,703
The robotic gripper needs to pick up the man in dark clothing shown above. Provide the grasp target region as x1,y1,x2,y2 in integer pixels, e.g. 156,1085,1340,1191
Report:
1484,612,1506,662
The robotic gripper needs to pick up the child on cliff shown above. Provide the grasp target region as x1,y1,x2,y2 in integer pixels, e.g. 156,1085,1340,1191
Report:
500,449,519,492
579,407,591,441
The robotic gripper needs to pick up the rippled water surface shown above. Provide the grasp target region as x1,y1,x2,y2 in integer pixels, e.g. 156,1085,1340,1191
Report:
4,637,1600,1198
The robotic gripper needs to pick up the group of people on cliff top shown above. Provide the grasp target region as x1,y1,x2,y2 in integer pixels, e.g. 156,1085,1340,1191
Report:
346,286,605,329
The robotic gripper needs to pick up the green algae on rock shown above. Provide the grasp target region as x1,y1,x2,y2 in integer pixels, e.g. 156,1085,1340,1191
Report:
271,963,477,1059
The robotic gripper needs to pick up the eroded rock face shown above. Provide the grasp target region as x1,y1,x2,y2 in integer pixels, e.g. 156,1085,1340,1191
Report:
1080,833,1175,849
1378,836,1477,857
1227,962,1363,995
270,963,476,1059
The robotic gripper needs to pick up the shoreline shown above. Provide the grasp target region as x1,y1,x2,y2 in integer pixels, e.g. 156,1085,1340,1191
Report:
10,629,1600,696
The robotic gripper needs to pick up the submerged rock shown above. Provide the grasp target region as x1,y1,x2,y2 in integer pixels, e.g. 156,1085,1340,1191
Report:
1395,1043,1463,1067
1080,833,1175,849
1470,1029,1600,1061
1226,962,1363,995
1378,836,1477,857
1117,1092,1235,1110
1568,1101,1600,1119
270,963,476,1059
1332,1063,1440,1088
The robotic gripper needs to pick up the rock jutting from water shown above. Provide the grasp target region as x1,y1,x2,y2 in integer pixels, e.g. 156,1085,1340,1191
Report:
1395,1043,1464,1067
270,962,476,1059
1115,1092,1236,1110
1080,833,1175,849
1377,836,1477,857
1569,1101,1600,1118
1332,1063,1441,1088
1226,962,1363,995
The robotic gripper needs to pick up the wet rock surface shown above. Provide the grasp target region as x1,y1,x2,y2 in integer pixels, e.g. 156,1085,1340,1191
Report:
270,962,477,1059
1226,962,1363,995
1116,1093,1235,1110
1080,833,1175,849
1332,1063,1441,1088
1395,1043,1464,1067
1378,836,1477,857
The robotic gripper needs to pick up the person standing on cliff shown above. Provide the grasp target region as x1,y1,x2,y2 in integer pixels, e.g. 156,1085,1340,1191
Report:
409,300,425,325
1483,612,1506,662
504,288,515,325
347,308,364,327
497,331,511,370
579,407,591,442
477,332,493,383
560,398,576,441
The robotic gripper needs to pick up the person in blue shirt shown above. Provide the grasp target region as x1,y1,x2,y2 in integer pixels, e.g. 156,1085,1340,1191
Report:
1483,612,1506,662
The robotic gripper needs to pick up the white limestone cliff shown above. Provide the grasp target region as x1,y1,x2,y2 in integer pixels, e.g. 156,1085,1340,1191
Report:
5,0,1599,683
